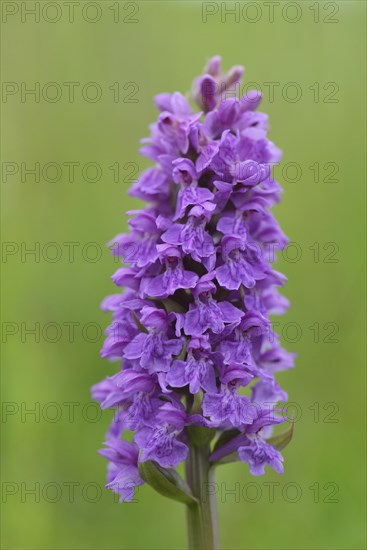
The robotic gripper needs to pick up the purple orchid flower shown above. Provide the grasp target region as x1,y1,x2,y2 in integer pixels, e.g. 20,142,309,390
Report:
93,58,295,545
135,402,189,468
216,235,267,290
123,307,184,374
141,245,199,298
161,207,216,268
166,336,218,394
109,211,160,268
182,274,243,336
238,435,284,476
202,384,258,429
99,439,143,502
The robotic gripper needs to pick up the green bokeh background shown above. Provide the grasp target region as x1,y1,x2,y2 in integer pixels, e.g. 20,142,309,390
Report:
1,1,366,548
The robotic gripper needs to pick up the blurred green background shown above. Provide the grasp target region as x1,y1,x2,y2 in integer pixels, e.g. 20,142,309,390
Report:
1,1,366,549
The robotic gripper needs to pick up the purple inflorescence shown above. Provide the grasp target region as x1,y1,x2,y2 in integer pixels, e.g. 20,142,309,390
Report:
93,57,295,502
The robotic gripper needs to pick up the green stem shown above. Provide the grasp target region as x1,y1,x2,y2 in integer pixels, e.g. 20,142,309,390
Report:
185,444,219,550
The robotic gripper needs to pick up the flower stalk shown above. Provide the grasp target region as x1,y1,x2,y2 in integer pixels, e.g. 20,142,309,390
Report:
186,444,218,550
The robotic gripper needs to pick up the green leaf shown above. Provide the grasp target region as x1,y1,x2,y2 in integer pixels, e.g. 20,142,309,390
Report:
187,426,217,448
138,460,197,506
210,430,241,465
161,298,186,314
212,429,240,453
266,420,294,450
175,339,188,361
191,390,203,414
215,451,239,465
131,311,148,333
